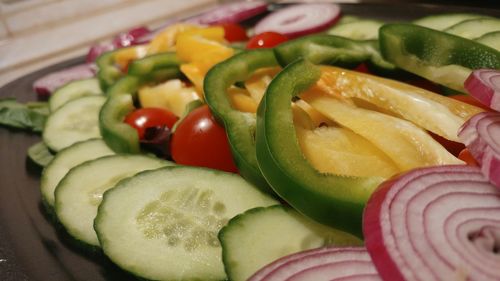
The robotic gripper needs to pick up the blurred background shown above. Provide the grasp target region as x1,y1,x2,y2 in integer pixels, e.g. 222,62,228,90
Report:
0,0,498,86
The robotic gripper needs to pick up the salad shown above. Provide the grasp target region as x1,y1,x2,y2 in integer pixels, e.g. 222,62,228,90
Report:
0,1,499,281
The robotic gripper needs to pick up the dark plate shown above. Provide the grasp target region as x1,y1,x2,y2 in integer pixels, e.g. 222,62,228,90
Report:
0,3,499,281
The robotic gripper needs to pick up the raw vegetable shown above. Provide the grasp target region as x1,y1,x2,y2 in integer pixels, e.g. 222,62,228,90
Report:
464,69,500,111
170,105,238,173
27,142,54,167
0,98,48,132
43,95,105,152
363,164,500,281
40,139,114,211
273,34,389,71
476,31,500,50
95,166,278,281
55,154,171,248
112,26,150,48
256,59,383,236
444,18,500,40
254,3,341,39
327,19,384,40
248,247,381,281
458,111,500,188
48,78,102,112
204,49,279,192
379,23,500,93
412,13,487,30
185,1,268,25
33,63,96,97
219,205,362,281
220,23,248,42
246,32,288,49
124,107,178,140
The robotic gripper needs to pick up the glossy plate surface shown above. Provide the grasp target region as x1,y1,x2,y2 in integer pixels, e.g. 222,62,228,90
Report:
0,3,499,281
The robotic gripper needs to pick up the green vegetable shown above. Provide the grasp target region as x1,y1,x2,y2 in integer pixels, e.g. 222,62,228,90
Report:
27,142,54,167
99,53,185,154
99,76,141,153
255,59,383,237
273,34,396,75
0,98,48,132
94,166,278,281
219,205,363,281
379,23,500,93
96,49,125,91
204,49,279,194
96,49,182,91
273,34,371,68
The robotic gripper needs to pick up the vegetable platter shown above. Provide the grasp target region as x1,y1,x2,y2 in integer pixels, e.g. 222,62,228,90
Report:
0,1,499,281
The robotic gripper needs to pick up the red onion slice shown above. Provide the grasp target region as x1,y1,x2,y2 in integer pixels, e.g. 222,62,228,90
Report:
363,165,500,281
86,43,114,63
185,1,268,25
458,112,500,188
248,247,381,281
464,69,500,112
33,63,96,97
112,26,151,48
254,3,341,39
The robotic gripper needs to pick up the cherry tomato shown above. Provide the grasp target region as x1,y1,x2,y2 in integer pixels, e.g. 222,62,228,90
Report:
246,32,288,49
353,63,371,74
449,94,492,111
124,107,178,139
220,23,248,42
428,131,465,157
458,148,479,166
170,105,238,173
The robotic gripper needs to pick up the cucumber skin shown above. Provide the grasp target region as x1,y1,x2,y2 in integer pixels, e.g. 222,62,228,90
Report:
95,166,277,281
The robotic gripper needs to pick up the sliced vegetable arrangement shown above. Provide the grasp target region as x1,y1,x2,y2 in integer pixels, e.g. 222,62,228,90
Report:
1,1,500,280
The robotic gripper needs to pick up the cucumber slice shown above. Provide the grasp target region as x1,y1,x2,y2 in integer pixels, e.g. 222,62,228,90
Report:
95,166,278,281
41,139,114,211
219,205,363,281
445,18,500,39
28,142,54,167
49,78,102,112
413,13,487,30
55,154,171,248
327,20,384,40
476,31,500,51
337,15,361,25
43,95,105,152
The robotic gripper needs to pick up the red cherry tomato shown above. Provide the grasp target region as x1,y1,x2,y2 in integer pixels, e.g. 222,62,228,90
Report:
124,107,178,139
220,23,248,42
246,32,288,49
428,131,465,157
170,105,238,173
458,148,479,166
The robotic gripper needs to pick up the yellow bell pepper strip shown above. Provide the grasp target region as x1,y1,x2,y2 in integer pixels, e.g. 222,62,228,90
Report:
177,26,235,94
204,49,279,194
256,59,384,237
313,66,485,142
138,79,199,117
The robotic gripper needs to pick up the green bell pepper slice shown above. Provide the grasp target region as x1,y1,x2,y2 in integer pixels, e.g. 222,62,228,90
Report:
204,49,279,194
96,49,182,91
273,34,396,74
99,76,141,153
273,34,371,68
379,23,500,93
256,59,383,237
